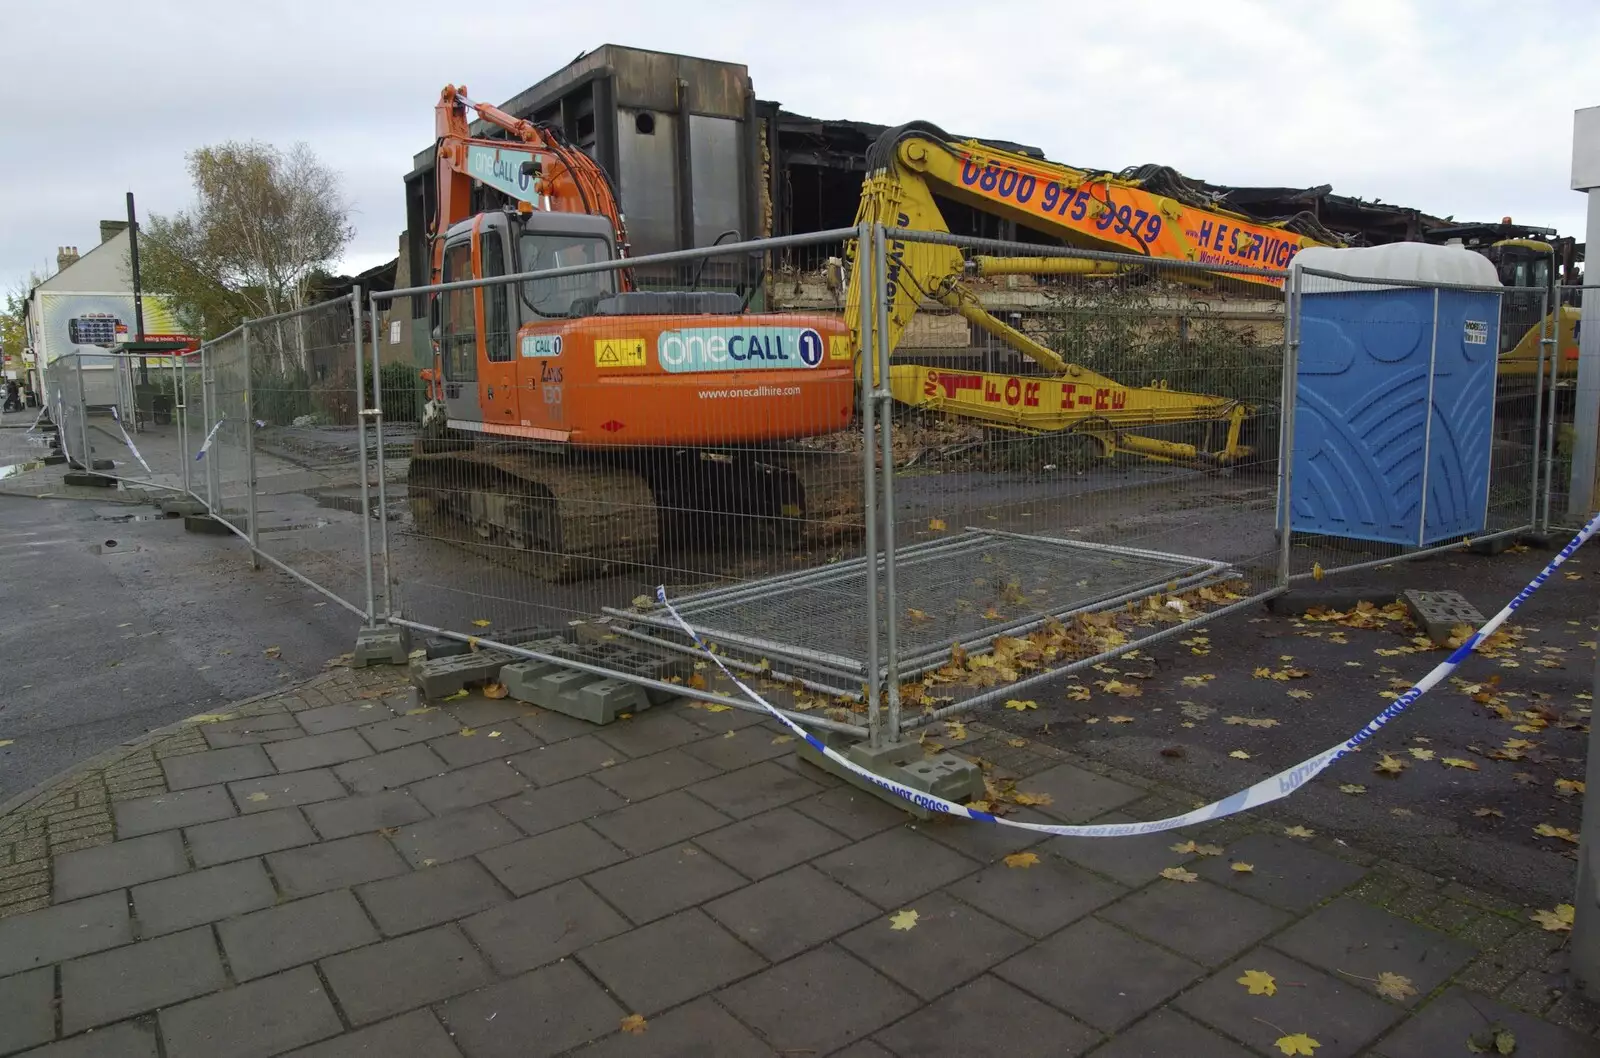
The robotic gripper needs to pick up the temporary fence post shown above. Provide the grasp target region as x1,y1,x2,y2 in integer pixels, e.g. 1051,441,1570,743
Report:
202,346,219,514
873,222,902,745
241,323,260,569
1543,301,1562,533
1572,593,1600,997
351,288,377,625
174,352,190,496
1531,289,1550,533
72,356,91,473
857,222,882,749
1276,266,1301,586
368,293,393,620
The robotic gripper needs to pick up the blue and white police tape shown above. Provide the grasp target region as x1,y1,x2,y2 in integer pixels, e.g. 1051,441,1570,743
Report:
195,416,226,460
657,508,1600,838
108,407,152,475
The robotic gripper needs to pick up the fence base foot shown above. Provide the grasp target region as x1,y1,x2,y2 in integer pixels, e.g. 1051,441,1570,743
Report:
502,650,653,726
159,497,209,518
63,471,117,487
41,454,66,466
1517,530,1554,549
1402,589,1486,646
1467,535,1513,556
183,515,233,536
410,646,521,695
353,624,411,668
797,732,984,819
1267,586,1394,616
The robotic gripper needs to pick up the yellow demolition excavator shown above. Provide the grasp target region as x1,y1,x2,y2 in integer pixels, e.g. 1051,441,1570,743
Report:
841,121,1344,465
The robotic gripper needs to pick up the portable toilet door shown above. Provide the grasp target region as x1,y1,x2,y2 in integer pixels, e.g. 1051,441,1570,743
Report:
1286,244,1502,548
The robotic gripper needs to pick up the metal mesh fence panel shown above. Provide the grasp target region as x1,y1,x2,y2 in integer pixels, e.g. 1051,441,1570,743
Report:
373,230,872,732
1284,267,1532,580
204,331,251,530
1542,284,1594,531
865,228,1287,730
241,295,376,616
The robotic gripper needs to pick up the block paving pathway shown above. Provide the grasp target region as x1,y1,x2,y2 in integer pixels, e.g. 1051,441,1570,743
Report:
2,666,1598,1056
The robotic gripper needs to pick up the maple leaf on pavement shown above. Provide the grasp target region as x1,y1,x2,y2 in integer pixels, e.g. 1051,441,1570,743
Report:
1441,758,1479,770
1283,825,1315,838
1237,969,1277,995
1374,754,1407,776
1375,972,1417,1001
1004,699,1038,711
619,1014,648,1035
1231,862,1255,873
1003,851,1040,869
1229,750,1252,760
1534,823,1578,844
1275,1033,1321,1056
928,517,947,531
1531,905,1575,932
1013,791,1053,807
1160,866,1198,883
1339,784,1367,795
889,909,920,931
1472,807,1504,819
1408,747,1435,761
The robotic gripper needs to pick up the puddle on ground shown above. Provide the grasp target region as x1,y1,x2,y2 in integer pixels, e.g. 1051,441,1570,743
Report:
0,461,46,480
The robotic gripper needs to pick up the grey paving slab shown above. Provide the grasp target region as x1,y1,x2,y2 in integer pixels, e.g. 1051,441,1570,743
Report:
1175,948,1403,1058
994,916,1203,1032
704,863,879,962
14,1019,159,1058
1086,1009,1255,1058
1268,897,1477,1005
393,805,522,867
202,712,303,749
873,973,1102,1058
357,858,507,936
680,701,770,733
585,842,746,925
335,744,447,795
60,927,224,1033
321,925,494,1026
1191,832,1368,912
462,878,629,976
680,725,793,771
837,890,1030,1001
1052,811,1201,887
508,734,624,786
295,700,395,736
515,707,599,743
439,960,626,1058
686,760,822,820
53,831,188,901
1101,878,1292,967
266,730,375,772
587,789,731,855
359,710,463,753
831,1042,896,1058
113,784,234,838
492,777,625,837
590,749,720,801
695,805,850,880
132,858,277,937
791,786,910,840
919,808,1050,864
218,890,379,981
267,833,408,898
157,965,342,1058
0,967,55,1056
279,1009,462,1058
0,893,133,977
715,944,917,1055
1371,986,1600,1058
408,760,528,815
427,724,537,769
162,744,275,790
947,852,1126,938
813,827,979,909
185,806,318,867
1011,763,1143,823
445,698,537,729
478,822,626,896
592,710,705,758
303,790,431,840
229,768,347,813
570,996,772,1058
579,908,767,1015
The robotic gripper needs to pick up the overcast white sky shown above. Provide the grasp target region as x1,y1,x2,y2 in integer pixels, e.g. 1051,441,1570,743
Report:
4,0,1596,288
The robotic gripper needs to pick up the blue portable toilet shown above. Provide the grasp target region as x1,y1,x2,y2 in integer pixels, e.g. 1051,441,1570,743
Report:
1287,244,1502,547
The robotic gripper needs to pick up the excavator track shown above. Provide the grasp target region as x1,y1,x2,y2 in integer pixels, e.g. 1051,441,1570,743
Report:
406,430,864,582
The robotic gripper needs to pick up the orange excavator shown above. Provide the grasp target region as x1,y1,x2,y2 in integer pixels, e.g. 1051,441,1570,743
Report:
408,85,858,579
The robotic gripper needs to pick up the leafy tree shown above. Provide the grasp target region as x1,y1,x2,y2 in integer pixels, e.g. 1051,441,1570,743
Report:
139,141,353,340
1,272,48,369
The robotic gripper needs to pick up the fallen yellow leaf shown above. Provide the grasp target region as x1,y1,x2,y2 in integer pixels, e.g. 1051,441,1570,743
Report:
1374,754,1408,776
1339,784,1367,796
1107,715,1135,724
482,682,509,699
1003,851,1040,869
1160,866,1198,883
772,735,794,745
1472,807,1504,818
1275,1032,1321,1056
1284,825,1315,838
1556,778,1585,797
0,739,12,748
1312,562,1325,581
1287,689,1314,700
1181,674,1216,687
1005,699,1038,711
1229,750,1251,760
620,1014,648,1035
1534,823,1579,844
1012,791,1053,807
487,731,502,739
928,517,947,531
1066,685,1092,702
1531,904,1575,932
631,595,652,609
1408,747,1435,761
889,909,920,931
1441,757,1479,770
459,727,476,737
1006,738,1028,748
441,690,469,702
688,673,709,691
471,619,491,627
1376,971,1417,1001
1231,862,1255,873
246,792,270,802
1237,969,1277,996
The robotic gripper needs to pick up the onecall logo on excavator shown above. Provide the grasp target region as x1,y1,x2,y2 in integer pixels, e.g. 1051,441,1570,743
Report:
657,327,826,374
